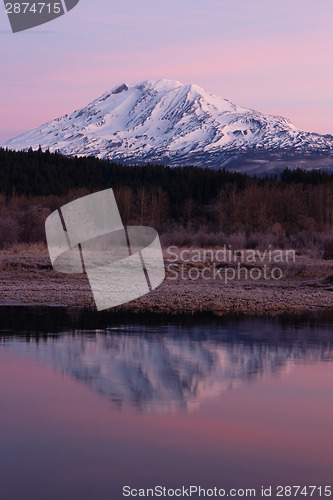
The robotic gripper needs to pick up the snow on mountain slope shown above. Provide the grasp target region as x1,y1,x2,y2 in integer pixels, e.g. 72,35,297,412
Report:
2,79,333,172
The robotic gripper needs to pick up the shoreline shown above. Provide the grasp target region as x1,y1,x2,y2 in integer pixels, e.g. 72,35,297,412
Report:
1,246,333,318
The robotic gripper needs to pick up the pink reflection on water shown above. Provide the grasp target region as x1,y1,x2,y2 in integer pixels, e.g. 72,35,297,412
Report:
0,348,332,499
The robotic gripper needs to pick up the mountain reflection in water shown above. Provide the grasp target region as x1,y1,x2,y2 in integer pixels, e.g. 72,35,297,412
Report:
2,314,333,413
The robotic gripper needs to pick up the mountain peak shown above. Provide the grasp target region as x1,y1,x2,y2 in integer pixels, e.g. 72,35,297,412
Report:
2,80,333,174
135,79,183,91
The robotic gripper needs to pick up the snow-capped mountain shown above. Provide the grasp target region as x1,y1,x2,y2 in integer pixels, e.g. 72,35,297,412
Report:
2,79,333,173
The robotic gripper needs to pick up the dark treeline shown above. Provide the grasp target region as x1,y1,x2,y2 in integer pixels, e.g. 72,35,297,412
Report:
1,147,333,253
0,147,255,212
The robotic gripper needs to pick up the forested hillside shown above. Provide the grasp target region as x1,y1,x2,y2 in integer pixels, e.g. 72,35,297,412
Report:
1,147,333,253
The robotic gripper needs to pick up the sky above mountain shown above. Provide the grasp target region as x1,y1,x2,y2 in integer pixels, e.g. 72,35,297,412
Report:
1,0,333,142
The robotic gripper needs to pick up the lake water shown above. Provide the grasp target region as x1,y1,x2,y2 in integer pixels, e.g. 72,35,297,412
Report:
0,307,332,500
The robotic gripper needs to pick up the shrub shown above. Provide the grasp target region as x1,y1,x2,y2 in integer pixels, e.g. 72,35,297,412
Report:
323,237,333,260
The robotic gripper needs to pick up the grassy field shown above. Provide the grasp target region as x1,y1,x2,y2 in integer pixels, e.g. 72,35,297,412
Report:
1,243,333,316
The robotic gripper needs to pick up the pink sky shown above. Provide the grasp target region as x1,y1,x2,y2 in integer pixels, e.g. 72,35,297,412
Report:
1,0,333,142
